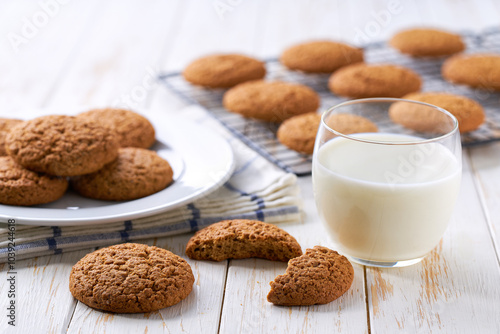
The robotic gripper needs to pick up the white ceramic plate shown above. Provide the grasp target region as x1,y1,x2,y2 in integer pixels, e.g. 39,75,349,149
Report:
0,108,234,226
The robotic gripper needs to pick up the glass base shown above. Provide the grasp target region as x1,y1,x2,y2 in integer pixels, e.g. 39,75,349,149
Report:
346,255,426,268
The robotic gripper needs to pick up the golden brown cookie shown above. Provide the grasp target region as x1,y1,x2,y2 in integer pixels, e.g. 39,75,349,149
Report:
69,243,194,313
78,108,156,149
267,246,354,306
442,53,500,91
5,115,119,176
325,113,379,135
0,156,68,206
280,41,364,73
223,80,320,122
0,118,23,156
328,63,422,98
183,54,266,88
390,28,465,57
185,219,303,262
277,113,321,154
389,92,485,133
71,147,173,201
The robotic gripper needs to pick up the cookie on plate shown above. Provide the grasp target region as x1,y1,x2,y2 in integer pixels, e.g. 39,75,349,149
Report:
390,28,465,57
280,41,364,73
5,115,119,176
78,108,156,149
328,63,422,98
0,118,23,156
389,92,485,133
183,54,266,88
0,156,68,206
69,243,194,313
185,219,303,262
223,80,320,122
71,147,173,201
267,246,354,306
442,53,500,91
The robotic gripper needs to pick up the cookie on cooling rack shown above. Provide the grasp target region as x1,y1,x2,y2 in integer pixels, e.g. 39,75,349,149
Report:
185,219,303,262
0,156,68,206
328,63,422,98
183,54,266,88
78,108,156,149
223,80,320,122
267,246,354,306
390,28,465,57
69,243,194,313
71,147,173,201
389,92,485,133
0,118,23,156
5,115,119,176
442,53,500,91
280,40,364,73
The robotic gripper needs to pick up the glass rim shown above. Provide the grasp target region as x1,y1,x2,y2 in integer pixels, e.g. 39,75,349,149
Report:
321,97,460,145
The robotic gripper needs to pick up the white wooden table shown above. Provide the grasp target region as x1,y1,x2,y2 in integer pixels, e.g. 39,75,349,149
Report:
1,1,500,333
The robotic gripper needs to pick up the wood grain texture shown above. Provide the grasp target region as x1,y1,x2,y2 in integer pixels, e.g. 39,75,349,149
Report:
0,249,94,334
366,155,500,333
67,235,227,334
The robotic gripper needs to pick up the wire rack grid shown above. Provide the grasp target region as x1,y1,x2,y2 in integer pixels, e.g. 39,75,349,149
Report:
159,26,500,176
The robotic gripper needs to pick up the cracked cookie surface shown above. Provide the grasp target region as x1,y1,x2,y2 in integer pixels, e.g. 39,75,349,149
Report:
78,108,156,149
71,147,173,201
5,115,119,176
267,246,354,306
69,243,194,313
0,156,68,206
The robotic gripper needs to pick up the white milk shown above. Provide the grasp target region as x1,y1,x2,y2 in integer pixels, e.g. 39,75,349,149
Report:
313,133,461,262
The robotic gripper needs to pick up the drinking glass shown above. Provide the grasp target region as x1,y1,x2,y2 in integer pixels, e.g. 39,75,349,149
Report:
312,98,462,267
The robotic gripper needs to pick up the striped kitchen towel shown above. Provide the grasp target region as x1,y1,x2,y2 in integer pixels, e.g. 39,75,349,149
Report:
0,106,301,262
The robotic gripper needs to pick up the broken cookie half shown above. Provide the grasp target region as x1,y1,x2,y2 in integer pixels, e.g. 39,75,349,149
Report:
185,219,302,262
267,246,354,306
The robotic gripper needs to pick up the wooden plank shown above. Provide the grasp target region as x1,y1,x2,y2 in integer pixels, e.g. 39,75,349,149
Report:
0,0,101,113
219,177,369,334
44,0,185,110
67,235,227,334
367,154,500,333
0,249,94,333
469,144,500,260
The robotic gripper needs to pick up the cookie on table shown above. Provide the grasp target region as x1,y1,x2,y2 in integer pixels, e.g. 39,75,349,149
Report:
0,156,68,206
389,92,485,133
442,53,500,91
5,115,119,176
69,243,194,313
71,147,173,201
185,219,303,262
223,80,320,122
78,108,156,149
183,54,266,88
267,246,354,306
280,40,364,73
328,63,422,98
0,118,23,156
390,28,465,57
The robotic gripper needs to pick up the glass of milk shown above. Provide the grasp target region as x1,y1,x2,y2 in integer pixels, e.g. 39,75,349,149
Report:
312,98,462,268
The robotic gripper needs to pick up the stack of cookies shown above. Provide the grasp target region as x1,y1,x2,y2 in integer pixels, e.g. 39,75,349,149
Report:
0,108,173,206
181,27,498,155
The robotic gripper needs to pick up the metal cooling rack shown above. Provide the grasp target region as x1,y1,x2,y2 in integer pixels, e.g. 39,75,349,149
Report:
159,26,500,176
